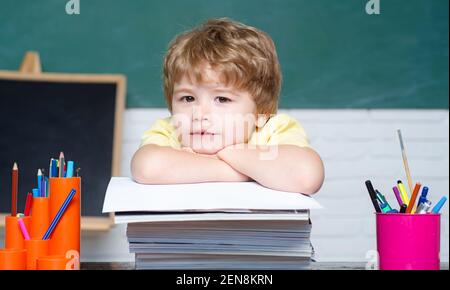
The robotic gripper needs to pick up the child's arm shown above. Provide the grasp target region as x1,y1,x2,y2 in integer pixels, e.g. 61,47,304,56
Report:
216,144,324,195
131,144,250,184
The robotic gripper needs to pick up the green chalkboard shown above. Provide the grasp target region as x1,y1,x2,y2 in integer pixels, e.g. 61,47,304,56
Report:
0,0,448,108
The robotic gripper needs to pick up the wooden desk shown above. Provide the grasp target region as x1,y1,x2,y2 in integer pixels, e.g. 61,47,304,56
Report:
80,262,449,270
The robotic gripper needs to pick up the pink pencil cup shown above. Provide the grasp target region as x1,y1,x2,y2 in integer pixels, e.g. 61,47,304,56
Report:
376,213,440,270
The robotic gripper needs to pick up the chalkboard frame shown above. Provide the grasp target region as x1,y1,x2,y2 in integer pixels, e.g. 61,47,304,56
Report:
0,69,126,231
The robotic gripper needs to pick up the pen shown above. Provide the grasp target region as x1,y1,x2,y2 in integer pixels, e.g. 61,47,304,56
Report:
416,200,432,214
431,196,447,214
365,180,381,213
397,180,410,205
376,190,393,213
392,186,404,207
417,186,429,208
400,204,407,213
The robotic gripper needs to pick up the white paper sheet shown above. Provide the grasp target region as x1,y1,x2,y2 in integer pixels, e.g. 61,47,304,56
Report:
102,177,322,213
114,212,311,223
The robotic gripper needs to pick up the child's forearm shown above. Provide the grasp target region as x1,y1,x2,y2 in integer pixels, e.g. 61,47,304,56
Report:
131,144,249,184
217,144,324,195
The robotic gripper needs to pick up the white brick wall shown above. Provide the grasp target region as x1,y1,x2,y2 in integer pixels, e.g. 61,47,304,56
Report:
295,109,449,262
1,109,448,262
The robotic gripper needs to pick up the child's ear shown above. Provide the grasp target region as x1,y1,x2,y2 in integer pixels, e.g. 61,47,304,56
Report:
256,114,269,128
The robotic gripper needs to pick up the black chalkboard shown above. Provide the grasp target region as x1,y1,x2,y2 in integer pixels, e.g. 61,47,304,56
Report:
0,74,125,221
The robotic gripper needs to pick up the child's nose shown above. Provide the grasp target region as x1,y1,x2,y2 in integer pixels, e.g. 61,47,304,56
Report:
192,103,212,121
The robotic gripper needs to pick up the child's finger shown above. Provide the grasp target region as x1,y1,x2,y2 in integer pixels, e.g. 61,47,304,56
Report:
181,147,195,153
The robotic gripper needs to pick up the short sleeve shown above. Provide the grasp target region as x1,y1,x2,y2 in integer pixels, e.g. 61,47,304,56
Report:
139,117,181,149
249,114,311,148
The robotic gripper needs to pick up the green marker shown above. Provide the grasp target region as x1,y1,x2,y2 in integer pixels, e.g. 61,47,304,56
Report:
376,190,394,213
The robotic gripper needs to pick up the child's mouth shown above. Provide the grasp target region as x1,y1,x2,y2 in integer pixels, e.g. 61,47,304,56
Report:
190,131,217,136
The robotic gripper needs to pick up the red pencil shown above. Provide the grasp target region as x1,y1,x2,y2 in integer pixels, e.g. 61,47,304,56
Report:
24,192,33,216
12,162,18,216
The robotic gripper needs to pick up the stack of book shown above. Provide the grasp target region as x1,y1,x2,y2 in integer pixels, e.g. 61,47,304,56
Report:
103,178,321,270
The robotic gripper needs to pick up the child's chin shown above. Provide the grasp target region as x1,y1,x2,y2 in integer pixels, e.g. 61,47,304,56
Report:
192,146,222,155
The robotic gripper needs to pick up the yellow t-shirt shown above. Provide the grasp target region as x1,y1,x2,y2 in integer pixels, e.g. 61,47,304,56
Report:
139,113,311,149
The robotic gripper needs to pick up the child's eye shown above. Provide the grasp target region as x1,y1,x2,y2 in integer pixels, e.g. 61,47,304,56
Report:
215,96,232,103
180,96,195,102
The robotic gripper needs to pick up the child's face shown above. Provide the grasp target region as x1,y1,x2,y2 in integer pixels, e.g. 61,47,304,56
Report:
171,65,258,154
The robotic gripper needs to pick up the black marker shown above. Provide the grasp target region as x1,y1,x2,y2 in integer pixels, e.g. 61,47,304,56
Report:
365,180,381,213
400,204,407,213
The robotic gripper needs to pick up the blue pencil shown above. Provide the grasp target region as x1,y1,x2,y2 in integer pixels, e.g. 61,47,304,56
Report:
49,158,53,178
40,174,45,197
53,159,58,177
42,188,76,240
66,161,74,178
37,169,42,197
32,188,39,198
45,176,49,197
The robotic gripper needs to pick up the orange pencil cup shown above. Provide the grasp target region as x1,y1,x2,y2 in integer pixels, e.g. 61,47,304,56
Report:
48,177,80,262
5,216,31,249
31,197,50,239
37,255,71,270
25,239,49,270
0,248,27,270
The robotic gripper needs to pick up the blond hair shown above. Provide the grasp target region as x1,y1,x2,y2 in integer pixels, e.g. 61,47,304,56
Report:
163,18,282,116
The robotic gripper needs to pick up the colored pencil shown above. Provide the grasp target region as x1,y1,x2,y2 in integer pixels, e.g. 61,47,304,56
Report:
406,182,421,214
49,158,53,178
37,169,43,197
66,161,74,178
18,218,30,240
24,192,33,216
51,159,57,177
11,162,18,216
45,176,49,197
59,152,65,177
42,188,76,240
41,172,46,197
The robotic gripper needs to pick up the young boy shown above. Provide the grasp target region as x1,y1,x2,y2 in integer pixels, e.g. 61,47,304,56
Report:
131,18,324,195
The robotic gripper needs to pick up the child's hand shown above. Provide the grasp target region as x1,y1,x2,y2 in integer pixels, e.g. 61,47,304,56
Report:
181,147,220,160
180,146,249,181
198,153,220,160
181,146,195,153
